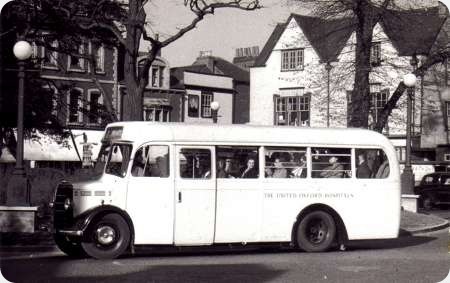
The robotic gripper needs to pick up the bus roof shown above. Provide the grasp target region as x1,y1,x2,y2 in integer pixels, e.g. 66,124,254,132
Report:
105,122,394,149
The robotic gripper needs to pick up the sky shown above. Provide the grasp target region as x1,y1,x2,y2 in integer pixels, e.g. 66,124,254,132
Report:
144,0,448,68
145,0,307,67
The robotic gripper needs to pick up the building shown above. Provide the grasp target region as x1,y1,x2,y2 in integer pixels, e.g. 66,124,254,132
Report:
171,65,234,124
250,6,447,163
171,52,251,124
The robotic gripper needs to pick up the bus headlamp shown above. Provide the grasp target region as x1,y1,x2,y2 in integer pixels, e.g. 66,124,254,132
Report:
64,198,72,210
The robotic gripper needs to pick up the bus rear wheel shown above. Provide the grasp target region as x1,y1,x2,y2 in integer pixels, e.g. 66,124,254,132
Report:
81,213,130,259
296,210,336,252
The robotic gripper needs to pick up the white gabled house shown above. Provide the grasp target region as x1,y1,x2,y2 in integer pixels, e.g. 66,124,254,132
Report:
250,6,446,149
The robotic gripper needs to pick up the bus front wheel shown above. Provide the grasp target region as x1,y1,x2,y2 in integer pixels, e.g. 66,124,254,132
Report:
296,210,336,252
81,213,130,259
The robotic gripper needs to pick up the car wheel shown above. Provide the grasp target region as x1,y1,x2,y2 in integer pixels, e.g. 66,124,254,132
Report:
296,210,336,252
81,213,131,259
54,234,86,258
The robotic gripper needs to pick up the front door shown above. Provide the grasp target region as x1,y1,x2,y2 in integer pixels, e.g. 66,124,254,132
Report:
174,146,216,245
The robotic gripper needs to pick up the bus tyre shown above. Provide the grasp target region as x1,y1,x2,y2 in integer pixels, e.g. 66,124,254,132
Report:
296,211,336,252
54,234,86,258
81,213,130,259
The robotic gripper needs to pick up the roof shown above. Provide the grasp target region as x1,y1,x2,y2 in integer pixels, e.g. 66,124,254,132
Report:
106,122,396,152
254,23,286,67
380,5,447,56
254,7,447,66
174,56,250,83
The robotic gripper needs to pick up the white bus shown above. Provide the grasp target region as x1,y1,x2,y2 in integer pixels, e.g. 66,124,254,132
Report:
52,122,401,259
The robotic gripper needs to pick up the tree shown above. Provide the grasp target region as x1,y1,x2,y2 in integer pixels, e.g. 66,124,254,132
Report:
292,0,449,131
0,0,261,158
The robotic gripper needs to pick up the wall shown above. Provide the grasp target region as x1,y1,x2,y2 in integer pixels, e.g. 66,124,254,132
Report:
250,19,417,136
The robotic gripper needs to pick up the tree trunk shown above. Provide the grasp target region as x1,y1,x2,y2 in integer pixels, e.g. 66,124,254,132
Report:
121,0,146,121
348,2,375,129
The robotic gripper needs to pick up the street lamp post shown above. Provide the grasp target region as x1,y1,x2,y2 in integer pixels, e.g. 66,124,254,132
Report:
325,62,332,128
210,101,220,124
6,40,32,205
401,73,417,195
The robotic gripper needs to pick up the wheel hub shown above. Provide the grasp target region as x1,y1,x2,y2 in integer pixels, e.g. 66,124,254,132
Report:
96,225,116,245
308,220,327,244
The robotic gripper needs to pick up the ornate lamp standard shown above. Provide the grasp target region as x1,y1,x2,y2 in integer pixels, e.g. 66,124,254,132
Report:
401,73,417,195
210,101,220,124
325,62,332,127
6,40,32,205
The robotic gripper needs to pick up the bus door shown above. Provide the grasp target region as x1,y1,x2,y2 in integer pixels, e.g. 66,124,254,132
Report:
126,144,174,245
174,146,216,245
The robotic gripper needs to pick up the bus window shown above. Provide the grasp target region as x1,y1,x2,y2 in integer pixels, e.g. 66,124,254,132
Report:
216,146,259,178
356,148,390,179
264,147,307,178
180,149,211,179
105,144,132,177
312,147,351,178
132,145,169,178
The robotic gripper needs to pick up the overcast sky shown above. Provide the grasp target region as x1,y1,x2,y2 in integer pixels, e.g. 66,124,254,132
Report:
145,0,306,67
145,0,447,68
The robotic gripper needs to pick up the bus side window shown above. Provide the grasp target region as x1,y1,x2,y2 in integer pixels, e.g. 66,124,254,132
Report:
264,147,307,178
355,148,389,179
132,145,170,178
312,148,351,178
180,149,211,179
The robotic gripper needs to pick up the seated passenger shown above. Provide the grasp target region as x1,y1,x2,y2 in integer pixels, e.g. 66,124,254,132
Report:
356,153,372,178
320,156,344,178
272,158,287,178
240,158,258,178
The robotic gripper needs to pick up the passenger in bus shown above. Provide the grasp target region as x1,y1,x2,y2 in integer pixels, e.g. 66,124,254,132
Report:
240,158,258,178
217,158,234,178
272,158,287,178
131,153,146,177
320,156,344,178
356,153,372,178
291,155,307,178
375,159,390,178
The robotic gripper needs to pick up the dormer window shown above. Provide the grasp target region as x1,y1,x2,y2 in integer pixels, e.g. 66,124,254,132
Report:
281,48,304,71
371,42,381,67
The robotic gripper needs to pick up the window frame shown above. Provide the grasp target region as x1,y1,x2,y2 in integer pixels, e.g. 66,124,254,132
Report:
370,41,382,66
67,88,83,124
68,42,86,72
201,92,213,118
281,48,304,71
274,93,310,126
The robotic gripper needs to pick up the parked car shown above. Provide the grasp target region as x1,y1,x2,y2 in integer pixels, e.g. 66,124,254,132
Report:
414,172,450,209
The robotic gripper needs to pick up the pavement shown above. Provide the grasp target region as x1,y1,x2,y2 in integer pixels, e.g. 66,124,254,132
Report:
0,210,448,253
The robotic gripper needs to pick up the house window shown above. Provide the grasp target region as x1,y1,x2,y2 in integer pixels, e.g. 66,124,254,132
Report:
91,43,105,73
188,95,199,117
275,93,310,126
88,90,103,124
371,42,381,66
68,43,85,71
446,101,450,129
369,84,388,127
41,39,59,69
281,48,304,71
144,106,170,122
68,88,83,124
201,92,213,118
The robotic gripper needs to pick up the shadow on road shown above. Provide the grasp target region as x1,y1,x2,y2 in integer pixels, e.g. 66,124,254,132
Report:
1,256,286,283
345,234,438,251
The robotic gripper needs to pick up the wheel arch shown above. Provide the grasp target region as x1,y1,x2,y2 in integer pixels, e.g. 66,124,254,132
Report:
77,205,135,249
291,203,348,247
